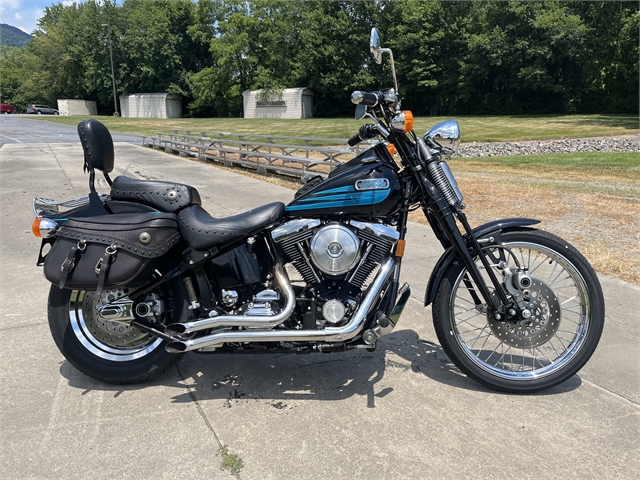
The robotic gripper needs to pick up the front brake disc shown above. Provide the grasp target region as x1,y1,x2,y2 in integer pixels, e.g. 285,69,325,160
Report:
487,279,561,349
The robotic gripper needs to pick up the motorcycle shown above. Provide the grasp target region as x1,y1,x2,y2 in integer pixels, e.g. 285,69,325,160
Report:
31,28,604,393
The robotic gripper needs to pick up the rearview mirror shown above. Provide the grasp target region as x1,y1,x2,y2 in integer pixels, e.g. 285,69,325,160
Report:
370,28,383,64
369,27,398,93
355,104,367,120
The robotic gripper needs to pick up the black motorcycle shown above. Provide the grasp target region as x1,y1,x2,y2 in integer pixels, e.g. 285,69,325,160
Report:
32,29,604,393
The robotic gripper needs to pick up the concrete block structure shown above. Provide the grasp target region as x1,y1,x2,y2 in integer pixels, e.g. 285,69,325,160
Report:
119,93,182,118
243,88,313,119
56,99,98,116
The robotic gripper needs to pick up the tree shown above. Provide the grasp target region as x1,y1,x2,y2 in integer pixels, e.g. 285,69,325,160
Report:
570,1,639,113
2,0,636,117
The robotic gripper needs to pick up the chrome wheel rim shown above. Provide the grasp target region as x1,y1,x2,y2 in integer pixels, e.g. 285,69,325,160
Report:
450,241,591,380
69,289,162,362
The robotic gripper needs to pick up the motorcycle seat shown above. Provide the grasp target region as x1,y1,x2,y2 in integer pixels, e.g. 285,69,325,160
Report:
178,203,285,250
110,176,202,213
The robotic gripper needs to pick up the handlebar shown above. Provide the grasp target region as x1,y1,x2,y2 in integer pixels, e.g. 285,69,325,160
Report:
347,133,363,147
347,124,380,147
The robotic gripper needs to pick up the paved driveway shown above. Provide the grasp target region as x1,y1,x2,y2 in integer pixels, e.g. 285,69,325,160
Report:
1,141,638,479
0,115,142,146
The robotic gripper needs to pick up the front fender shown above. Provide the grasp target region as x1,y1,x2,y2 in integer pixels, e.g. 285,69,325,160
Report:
424,218,540,306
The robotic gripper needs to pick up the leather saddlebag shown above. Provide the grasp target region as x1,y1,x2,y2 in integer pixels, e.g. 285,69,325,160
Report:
44,213,180,293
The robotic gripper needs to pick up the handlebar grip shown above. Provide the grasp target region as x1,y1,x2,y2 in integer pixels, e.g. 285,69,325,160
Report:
351,90,382,106
361,92,381,107
347,133,363,147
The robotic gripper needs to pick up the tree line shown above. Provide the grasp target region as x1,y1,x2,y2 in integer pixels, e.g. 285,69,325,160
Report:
0,0,637,117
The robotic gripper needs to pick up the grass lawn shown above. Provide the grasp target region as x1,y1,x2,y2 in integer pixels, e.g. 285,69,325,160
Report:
24,113,639,143
449,151,640,186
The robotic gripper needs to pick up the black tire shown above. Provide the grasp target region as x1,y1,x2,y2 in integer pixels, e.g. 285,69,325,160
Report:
432,228,605,393
37,111,42,115
48,284,184,384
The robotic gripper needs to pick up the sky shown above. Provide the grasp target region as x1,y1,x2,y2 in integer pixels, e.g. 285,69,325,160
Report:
0,0,76,35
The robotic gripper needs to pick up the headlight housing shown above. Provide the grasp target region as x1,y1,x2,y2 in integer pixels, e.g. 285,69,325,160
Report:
424,120,460,155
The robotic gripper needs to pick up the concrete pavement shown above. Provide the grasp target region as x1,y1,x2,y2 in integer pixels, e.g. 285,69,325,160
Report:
1,142,638,479
0,116,142,146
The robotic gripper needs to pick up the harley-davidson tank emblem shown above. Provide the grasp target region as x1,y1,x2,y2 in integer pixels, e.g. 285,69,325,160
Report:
355,179,390,191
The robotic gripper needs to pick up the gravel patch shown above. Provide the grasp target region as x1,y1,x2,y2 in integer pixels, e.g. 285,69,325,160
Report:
459,135,639,157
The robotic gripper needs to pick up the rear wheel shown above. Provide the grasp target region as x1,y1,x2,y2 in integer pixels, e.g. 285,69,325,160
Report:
48,284,183,384
432,229,604,393
37,111,42,115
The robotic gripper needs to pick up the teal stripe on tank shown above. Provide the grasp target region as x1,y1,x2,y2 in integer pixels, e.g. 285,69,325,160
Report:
308,185,355,196
296,193,358,203
285,189,390,211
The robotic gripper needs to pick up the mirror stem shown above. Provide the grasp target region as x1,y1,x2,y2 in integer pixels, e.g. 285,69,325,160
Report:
381,48,399,94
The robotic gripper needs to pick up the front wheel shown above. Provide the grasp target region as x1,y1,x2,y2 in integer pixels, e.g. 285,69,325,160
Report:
48,284,184,384
432,229,604,393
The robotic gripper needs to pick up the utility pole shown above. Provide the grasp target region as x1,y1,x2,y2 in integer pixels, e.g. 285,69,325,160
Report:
101,23,119,116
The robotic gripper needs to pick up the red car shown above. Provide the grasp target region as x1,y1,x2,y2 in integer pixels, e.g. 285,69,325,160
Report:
1,103,15,114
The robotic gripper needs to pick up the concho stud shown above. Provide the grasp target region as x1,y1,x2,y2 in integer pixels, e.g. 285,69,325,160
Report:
167,190,178,200
139,232,151,244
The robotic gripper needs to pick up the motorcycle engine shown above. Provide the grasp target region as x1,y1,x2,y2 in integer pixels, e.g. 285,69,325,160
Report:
272,219,399,327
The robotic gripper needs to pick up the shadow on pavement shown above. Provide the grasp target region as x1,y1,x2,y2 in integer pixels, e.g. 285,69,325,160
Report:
59,329,582,407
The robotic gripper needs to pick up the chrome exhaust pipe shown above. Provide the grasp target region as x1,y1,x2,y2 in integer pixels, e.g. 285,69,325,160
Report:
164,263,296,335
165,258,395,353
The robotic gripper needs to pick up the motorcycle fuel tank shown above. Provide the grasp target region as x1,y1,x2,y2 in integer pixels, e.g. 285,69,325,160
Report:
286,144,401,218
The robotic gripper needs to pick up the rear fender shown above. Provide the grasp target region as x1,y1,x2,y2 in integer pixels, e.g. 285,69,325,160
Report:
424,218,540,306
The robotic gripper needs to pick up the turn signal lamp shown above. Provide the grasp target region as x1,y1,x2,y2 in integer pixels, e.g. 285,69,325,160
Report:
390,110,414,133
387,143,396,156
31,218,59,238
403,110,414,132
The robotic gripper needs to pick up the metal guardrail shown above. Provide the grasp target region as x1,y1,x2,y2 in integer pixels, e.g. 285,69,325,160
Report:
141,130,367,179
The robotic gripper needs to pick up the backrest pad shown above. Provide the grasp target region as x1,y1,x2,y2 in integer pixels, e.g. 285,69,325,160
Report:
77,119,114,173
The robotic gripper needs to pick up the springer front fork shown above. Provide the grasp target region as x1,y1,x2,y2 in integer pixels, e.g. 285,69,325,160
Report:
421,179,524,320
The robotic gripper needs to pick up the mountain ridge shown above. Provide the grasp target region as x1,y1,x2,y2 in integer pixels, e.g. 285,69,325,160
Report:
0,23,33,48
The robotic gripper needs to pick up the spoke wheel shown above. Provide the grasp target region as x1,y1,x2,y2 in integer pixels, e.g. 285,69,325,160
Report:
432,229,604,393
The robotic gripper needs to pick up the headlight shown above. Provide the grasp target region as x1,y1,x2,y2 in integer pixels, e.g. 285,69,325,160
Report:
424,120,460,155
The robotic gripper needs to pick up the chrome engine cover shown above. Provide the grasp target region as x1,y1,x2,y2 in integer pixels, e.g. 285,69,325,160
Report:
309,223,360,275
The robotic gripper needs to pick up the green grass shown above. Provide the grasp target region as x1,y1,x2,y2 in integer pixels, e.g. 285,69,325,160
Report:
24,113,639,143
452,151,640,174
219,445,244,474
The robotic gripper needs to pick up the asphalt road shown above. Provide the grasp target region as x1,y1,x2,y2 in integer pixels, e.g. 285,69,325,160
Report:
1,139,638,479
0,115,142,146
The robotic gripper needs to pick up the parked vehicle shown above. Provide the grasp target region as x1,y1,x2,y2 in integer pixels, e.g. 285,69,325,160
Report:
27,104,59,115
30,29,604,393
1,103,15,114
